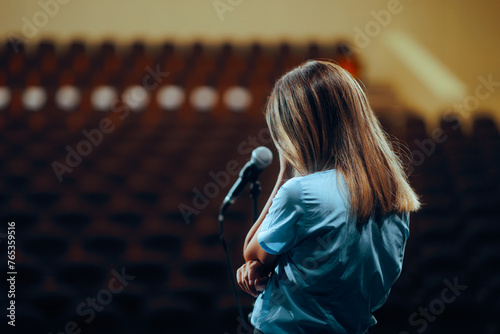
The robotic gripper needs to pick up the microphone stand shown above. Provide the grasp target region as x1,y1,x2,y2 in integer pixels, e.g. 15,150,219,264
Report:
249,181,261,223
218,213,249,333
219,182,262,333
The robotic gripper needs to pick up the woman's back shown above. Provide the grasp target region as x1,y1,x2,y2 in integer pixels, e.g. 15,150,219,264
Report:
252,170,410,333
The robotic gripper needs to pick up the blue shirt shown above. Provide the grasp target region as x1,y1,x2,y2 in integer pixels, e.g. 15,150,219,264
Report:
252,170,409,333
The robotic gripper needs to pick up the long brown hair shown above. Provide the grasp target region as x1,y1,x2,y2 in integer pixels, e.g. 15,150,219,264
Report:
266,60,420,221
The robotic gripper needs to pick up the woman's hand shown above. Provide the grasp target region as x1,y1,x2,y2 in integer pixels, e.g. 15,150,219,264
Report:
236,260,270,297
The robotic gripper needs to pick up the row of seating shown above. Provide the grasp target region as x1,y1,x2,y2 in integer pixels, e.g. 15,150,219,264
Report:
1,39,498,333
2,120,499,333
2,40,360,89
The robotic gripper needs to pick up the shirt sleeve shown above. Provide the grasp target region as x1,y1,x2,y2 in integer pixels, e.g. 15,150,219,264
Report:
257,177,305,255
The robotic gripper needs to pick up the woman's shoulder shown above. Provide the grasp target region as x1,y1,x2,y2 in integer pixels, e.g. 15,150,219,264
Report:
291,169,339,182
284,169,346,200
292,169,343,190
278,175,305,200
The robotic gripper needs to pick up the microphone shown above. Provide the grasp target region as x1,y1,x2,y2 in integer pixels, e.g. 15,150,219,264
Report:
220,146,273,215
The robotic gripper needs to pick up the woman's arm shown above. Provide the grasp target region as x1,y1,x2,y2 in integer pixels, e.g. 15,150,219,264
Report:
243,168,286,251
244,151,291,249
237,152,292,297
243,152,291,266
242,177,283,269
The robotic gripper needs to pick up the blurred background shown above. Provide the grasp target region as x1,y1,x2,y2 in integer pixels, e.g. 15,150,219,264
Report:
0,0,499,333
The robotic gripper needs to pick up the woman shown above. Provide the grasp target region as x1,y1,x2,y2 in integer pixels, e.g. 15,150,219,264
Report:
237,60,420,333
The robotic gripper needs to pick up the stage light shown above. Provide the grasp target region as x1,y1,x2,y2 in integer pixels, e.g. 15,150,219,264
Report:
0,87,11,109
190,86,218,112
56,85,81,111
157,85,185,110
122,85,149,112
223,86,252,112
22,86,47,111
91,86,117,111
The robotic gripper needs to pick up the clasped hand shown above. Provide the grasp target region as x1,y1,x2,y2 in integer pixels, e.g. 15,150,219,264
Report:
236,260,270,297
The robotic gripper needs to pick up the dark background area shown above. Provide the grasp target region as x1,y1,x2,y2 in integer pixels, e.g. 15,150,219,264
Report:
0,39,499,334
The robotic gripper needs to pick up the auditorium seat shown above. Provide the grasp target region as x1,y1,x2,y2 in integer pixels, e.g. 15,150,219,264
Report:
411,196,453,225
125,261,170,292
53,211,92,233
218,45,247,78
143,297,198,334
422,304,486,334
404,114,427,140
480,279,500,325
182,258,228,289
173,285,217,313
215,295,255,334
19,235,69,270
410,214,455,239
141,232,183,258
0,181,8,207
108,210,144,229
27,172,62,207
371,300,411,334
473,115,500,141
76,308,125,334
55,262,107,294
163,50,186,79
27,189,60,209
307,42,322,59
30,289,74,320
110,292,144,332
1,208,39,233
466,251,500,287
418,261,463,291
6,51,26,88
82,233,128,261
76,174,113,207
4,156,32,190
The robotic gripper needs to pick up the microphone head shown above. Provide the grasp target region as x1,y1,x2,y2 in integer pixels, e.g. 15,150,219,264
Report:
251,146,273,169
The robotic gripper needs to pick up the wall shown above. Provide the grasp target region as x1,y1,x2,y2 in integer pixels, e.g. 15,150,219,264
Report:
1,0,499,127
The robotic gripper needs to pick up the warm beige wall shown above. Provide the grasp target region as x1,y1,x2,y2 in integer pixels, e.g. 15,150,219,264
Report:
1,0,500,126
0,0,389,44
363,0,500,128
